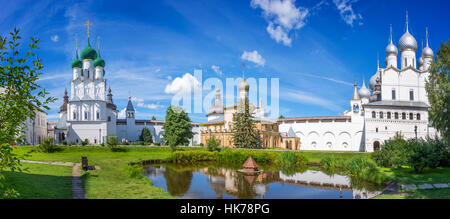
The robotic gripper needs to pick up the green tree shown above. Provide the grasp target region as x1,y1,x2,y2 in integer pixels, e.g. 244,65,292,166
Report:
140,127,153,145
206,135,221,152
232,100,260,149
152,116,156,120
162,106,193,147
278,115,285,119
0,27,55,197
426,41,450,143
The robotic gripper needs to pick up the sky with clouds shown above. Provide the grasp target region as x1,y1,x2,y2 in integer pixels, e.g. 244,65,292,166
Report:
1,0,449,122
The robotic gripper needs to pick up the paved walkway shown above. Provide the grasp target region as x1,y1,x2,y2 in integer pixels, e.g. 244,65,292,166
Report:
21,160,94,199
401,183,450,190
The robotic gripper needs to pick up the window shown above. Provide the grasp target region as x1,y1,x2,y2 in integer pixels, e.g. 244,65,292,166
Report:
409,113,414,120
410,90,414,101
395,112,399,119
402,112,406,120
379,112,384,119
85,112,88,120
108,116,111,122
417,113,421,120
73,112,76,120
96,112,100,120
392,89,396,100
376,128,379,133
387,112,391,119
372,111,376,118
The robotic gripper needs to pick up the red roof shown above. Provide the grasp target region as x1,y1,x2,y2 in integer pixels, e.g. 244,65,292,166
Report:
243,156,258,169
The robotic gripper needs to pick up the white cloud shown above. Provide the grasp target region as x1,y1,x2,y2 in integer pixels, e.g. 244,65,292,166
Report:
211,65,222,75
118,108,126,119
51,35,59,42
300,73,353,87
164,73,201,95
241,50,266,66
251,0,309,46
131,97,144,102
332,0,363,27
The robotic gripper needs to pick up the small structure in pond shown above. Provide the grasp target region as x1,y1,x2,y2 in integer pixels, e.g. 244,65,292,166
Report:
243,156,259,172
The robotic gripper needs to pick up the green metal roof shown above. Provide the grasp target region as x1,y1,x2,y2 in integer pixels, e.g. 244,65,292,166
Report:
80,38,97,60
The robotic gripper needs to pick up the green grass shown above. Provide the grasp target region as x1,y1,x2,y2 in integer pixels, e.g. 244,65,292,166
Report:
375,188,450,199
2,162,72,199
12,146,179,199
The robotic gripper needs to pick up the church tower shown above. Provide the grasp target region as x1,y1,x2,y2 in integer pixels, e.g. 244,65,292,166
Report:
66,20,113,144
385,24,398,68
238,62,250,113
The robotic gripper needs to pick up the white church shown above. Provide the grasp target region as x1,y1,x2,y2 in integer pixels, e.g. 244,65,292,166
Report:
52,27,201,145
279,15,438,152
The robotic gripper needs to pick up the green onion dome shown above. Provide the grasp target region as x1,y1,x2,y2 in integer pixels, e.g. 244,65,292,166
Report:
93,52,105,68
71,52,82,68
80,39,97,60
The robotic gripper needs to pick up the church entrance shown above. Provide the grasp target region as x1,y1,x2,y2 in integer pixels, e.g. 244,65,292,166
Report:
373,141,381,151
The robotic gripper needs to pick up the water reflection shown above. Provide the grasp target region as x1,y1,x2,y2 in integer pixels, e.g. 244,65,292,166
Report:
145,163,384,199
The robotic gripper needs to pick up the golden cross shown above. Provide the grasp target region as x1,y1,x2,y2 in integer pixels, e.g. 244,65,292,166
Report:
85,20,92,38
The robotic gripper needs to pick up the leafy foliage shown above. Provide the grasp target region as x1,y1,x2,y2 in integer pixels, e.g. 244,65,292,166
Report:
162,106,193,147
37,137,58,153
372,132,410,168
140,127,153,145
122,164,144,179
0,27,54,197
408,139,440,173
277,151,308,166
426,41,450,143
206,135,221,152
106,136,124,152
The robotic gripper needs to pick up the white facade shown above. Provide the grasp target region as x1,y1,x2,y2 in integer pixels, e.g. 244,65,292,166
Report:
280,19,438,152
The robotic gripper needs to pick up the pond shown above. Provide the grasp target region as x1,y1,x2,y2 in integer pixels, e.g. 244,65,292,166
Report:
145,163,385,199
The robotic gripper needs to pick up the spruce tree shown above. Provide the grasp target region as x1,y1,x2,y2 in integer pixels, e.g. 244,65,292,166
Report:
232,98,260,149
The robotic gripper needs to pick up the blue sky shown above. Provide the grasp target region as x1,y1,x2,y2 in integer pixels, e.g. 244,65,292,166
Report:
1,0,449,122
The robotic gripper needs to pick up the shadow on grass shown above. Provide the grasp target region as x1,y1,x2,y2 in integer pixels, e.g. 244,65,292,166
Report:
388,167,450,185
2,172,72,199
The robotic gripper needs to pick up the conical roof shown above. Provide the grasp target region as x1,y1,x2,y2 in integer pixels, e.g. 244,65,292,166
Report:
243,156,258,169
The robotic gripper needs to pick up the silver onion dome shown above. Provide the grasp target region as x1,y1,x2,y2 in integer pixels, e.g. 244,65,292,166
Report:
369,71,379,91
358,80,371,98
422,46,433,58
418,56,424,67
398,31,417,52
386,43,398,56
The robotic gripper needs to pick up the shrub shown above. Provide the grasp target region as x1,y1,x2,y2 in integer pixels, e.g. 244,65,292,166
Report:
319,156,346,169
154,142,161,146
37,137,58,153
277,151,308,166
140,127,153,145
62,140,67,146
408,139,439,173
123,164,144,179
426,136,450,167
80,141,88,146
106,136,122,152
372,134,409,167
206,136,221,152
170,151,218,163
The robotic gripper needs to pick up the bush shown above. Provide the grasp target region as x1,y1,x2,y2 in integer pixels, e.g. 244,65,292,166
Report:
170,151,218,163
154,142,161,146
319,156,346,169
106,136,123,152
372,133,409,167
62,141,67,146
37,137,58,153
123,164,144,179
408,139,439,173
206,136,221,152
426,136,450,167
277,151,308,166
80,141,88,146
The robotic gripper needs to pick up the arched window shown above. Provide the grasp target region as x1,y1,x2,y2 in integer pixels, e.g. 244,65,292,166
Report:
417,113,421,120
395,112,399,119
372,111,376,118
410,90,414,101
73,112,77,120
85,112,88,120
409,113,414,120
379,112,384,119
96,112,100,120
387,112,391,119
402,112,406,120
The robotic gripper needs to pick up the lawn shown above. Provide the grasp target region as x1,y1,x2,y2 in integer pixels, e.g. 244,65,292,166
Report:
375,167,450,199
2,162,72,199
12,146,180,199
